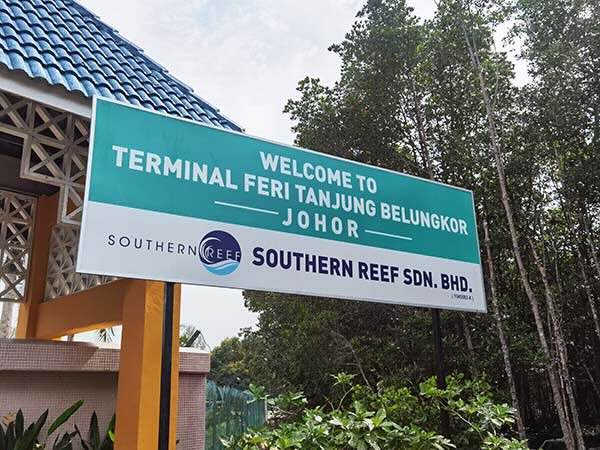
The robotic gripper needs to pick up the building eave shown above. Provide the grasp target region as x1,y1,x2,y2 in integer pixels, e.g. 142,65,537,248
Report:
0,65,92,118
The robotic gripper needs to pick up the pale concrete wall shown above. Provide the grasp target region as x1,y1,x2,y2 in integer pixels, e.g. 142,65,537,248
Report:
0,339,209,450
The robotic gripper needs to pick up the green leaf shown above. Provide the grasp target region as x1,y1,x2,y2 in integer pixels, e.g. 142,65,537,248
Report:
13,424,34,450
0,423,6,450
52,432,77,450
14,410,47,450
15,411,24,438
48,401,84,436
74,424,90,450
88,412,100,449
100,414,116,450
5,422,16,450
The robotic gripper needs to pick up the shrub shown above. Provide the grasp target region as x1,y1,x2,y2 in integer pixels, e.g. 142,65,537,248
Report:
0,400,83,450
75,412,115,450
222,374,528,450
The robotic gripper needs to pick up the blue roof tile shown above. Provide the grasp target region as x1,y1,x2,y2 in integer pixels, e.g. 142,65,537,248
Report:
0,0,241,131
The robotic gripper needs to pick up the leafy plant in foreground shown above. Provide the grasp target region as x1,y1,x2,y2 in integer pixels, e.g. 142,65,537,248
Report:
222,374,528,450
0,400,83,450
75,412,115,450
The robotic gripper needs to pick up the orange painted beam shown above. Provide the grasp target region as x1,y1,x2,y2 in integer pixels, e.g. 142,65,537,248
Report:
33,279,133,339
114,280,181,450
115,280,164,450
16,194,58,338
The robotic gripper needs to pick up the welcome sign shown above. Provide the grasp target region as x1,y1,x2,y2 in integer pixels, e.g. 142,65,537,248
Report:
77,98,486,312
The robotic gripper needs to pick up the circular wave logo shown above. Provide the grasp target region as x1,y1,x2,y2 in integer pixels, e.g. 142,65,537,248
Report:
199,230,242,276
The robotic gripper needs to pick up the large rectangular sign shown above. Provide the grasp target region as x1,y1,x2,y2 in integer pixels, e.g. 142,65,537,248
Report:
77,98,486,312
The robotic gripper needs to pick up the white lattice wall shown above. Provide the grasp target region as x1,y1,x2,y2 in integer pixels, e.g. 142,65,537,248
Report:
0,190,36,303
0,90,118,299
44,223,116,300
0,90,89,225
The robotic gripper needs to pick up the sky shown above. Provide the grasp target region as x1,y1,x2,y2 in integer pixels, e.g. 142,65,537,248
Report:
75,0,522,348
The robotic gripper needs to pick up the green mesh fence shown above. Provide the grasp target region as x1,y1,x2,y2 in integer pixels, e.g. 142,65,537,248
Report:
205,380,267,450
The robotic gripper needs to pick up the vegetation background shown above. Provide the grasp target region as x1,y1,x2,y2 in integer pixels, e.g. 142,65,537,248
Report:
209,0,600,448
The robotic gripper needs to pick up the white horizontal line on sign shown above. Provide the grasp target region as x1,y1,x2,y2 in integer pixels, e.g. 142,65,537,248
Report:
364,229,413,241
214,201,279,215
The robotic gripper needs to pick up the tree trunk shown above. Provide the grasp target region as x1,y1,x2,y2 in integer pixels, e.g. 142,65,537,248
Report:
582,209,600,282
411,77,434,177
577,209,600,343
583,362,600,402
483,219,527,440
581,211,600,280
529,239,585,450
460,315,479,378
573,243,600,344
456,8,576,449
556,198,600,344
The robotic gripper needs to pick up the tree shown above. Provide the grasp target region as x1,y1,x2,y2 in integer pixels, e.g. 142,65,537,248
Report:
179,324,208,349
236,0,600,443
209,336,253,388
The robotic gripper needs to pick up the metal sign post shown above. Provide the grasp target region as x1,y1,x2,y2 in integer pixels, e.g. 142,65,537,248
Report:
431,308,449,435
158,282,175,450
